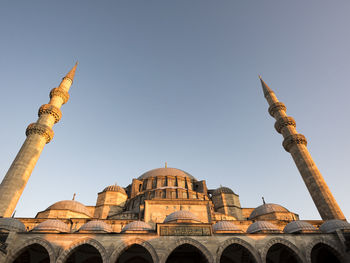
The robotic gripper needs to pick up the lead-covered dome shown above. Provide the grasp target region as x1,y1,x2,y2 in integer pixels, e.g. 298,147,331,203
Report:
103,185,126,195
164,210,200,223
32,219,69,233
0,218,26,232
212,187,235,196
249,203,289,219
213,221,241,232
121,221,153,232
247,221,280,233
46,200,92,217
138,168,196,181
283,221,318,233
79,220,112,233
320,220,350,233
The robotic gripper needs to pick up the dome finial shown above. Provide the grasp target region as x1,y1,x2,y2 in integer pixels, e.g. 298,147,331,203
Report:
165,162,167,168
262,196,266,204
72,193,76,200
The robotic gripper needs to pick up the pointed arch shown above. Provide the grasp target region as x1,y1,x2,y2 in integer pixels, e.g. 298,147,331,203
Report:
56,237,108,263
161,237,213,263
305,238,346,263
261,238,304,263
110,238,158,263
216,237,261,263
6,237,55,263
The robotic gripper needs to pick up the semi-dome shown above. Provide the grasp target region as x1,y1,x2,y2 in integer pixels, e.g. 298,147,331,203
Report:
103,185,126,195
46,200,92,217
164,210,201,223
212,187,235,196
121,221,152,232
213,221,241,232
32,219,69,233
138,167,196,181
0,218,26,232
320,220,350,233
247,221,280,233
249,203,289,219
283,221,317,233
79,220,112,233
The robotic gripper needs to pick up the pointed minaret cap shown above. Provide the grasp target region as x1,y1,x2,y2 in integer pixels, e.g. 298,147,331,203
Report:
65,62,78,81
259,75,273,96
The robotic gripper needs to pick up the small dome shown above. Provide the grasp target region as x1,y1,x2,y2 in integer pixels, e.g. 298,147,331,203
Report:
103,185,126,195
249,203,289,219
46,200,92,217
320,220,350,233
121,221,152,232
32,220,69,233
138,168,196,181
247,221,280,233
79,220,112,233
164,210,201,223
213,221,241,232
212,187,235,196
283,221,317,233
0,218,26,232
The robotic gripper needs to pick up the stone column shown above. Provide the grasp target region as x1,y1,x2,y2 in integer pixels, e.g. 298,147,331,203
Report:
0,63,77,217
260,76,345,220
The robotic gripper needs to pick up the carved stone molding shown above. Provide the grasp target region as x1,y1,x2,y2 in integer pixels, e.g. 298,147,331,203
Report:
216,237,262,263
6,237,56,263
274,117,296,134
268,102,286,117
38,104,62,123
282,134,307,152
260,237,305,263
26,123,54,144
110,238,159,263
56,237,108,263
50,88,70,104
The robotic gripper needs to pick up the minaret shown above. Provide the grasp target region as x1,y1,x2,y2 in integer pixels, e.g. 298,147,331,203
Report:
0,63,78,217
259,76,345,221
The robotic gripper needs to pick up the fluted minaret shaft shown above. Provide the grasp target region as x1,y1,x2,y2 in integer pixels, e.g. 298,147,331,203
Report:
0,63,77,217
260,77,345,220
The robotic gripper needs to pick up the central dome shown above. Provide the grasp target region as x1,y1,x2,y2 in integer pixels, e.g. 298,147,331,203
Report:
138,167,197,181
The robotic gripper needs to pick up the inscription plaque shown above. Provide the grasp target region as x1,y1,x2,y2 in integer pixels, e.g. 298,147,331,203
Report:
160,225,211,236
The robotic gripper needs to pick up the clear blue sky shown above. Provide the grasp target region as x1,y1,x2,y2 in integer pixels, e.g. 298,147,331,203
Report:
0,1,349,220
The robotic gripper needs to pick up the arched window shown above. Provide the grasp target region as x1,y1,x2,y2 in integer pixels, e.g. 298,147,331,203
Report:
13,244,50,263
166,244,208,263
116,244,153,263
266,243,301,263
220,243,257,263
311,243,341,263
66,244,103,263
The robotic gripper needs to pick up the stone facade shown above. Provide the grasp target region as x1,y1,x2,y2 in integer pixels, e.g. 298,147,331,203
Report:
0,68,349,262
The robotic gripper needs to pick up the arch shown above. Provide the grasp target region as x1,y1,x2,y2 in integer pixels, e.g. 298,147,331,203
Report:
216,238,261,263
261,238,304,263
56,237,108,263
6,237,55,263
306,238,345,263
162,237,213,263
110,238,159,263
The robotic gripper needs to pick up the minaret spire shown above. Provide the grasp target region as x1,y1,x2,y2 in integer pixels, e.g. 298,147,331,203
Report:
65,61,78,82
260,77,345,220
0,63,77,217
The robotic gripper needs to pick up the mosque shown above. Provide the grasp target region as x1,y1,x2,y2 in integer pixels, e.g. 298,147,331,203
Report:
0,64,349,263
